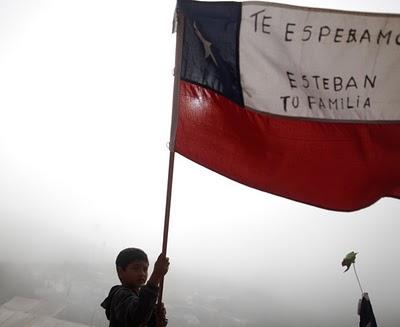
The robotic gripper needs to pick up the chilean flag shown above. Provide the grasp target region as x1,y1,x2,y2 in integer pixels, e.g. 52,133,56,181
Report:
174,0,400,211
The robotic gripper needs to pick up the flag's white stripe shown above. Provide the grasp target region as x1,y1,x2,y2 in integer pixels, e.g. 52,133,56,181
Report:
240,3,400,121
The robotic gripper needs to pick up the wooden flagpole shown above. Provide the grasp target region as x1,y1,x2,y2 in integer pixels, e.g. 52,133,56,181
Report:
158,8,184,304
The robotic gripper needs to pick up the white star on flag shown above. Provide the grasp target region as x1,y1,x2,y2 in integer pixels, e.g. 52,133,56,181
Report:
193,22,218,66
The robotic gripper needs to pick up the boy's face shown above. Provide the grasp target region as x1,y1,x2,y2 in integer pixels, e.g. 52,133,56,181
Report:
118,260,149,291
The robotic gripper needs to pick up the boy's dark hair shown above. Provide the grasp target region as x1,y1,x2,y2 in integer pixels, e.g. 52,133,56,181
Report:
116,248,149,270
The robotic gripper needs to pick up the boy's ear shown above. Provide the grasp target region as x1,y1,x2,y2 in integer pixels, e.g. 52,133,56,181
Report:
117,266,124,277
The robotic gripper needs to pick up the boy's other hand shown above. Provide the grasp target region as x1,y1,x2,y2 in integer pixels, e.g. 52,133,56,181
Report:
155,302,168,327
148,254,170,286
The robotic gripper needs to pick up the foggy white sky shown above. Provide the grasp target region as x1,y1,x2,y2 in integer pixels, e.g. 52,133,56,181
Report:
0,0,399,326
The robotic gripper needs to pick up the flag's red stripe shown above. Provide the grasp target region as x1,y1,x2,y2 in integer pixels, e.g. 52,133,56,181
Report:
175,81,400,211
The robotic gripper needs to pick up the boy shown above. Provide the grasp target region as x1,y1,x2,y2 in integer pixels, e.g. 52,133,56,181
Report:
101,248,170,327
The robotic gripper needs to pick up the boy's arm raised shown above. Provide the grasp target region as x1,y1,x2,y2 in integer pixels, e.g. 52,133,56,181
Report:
147,254,170,287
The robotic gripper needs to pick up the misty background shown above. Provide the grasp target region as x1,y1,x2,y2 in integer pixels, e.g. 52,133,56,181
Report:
0,0,399,326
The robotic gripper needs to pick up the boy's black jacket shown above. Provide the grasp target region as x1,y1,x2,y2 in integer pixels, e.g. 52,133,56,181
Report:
101,284,159,327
